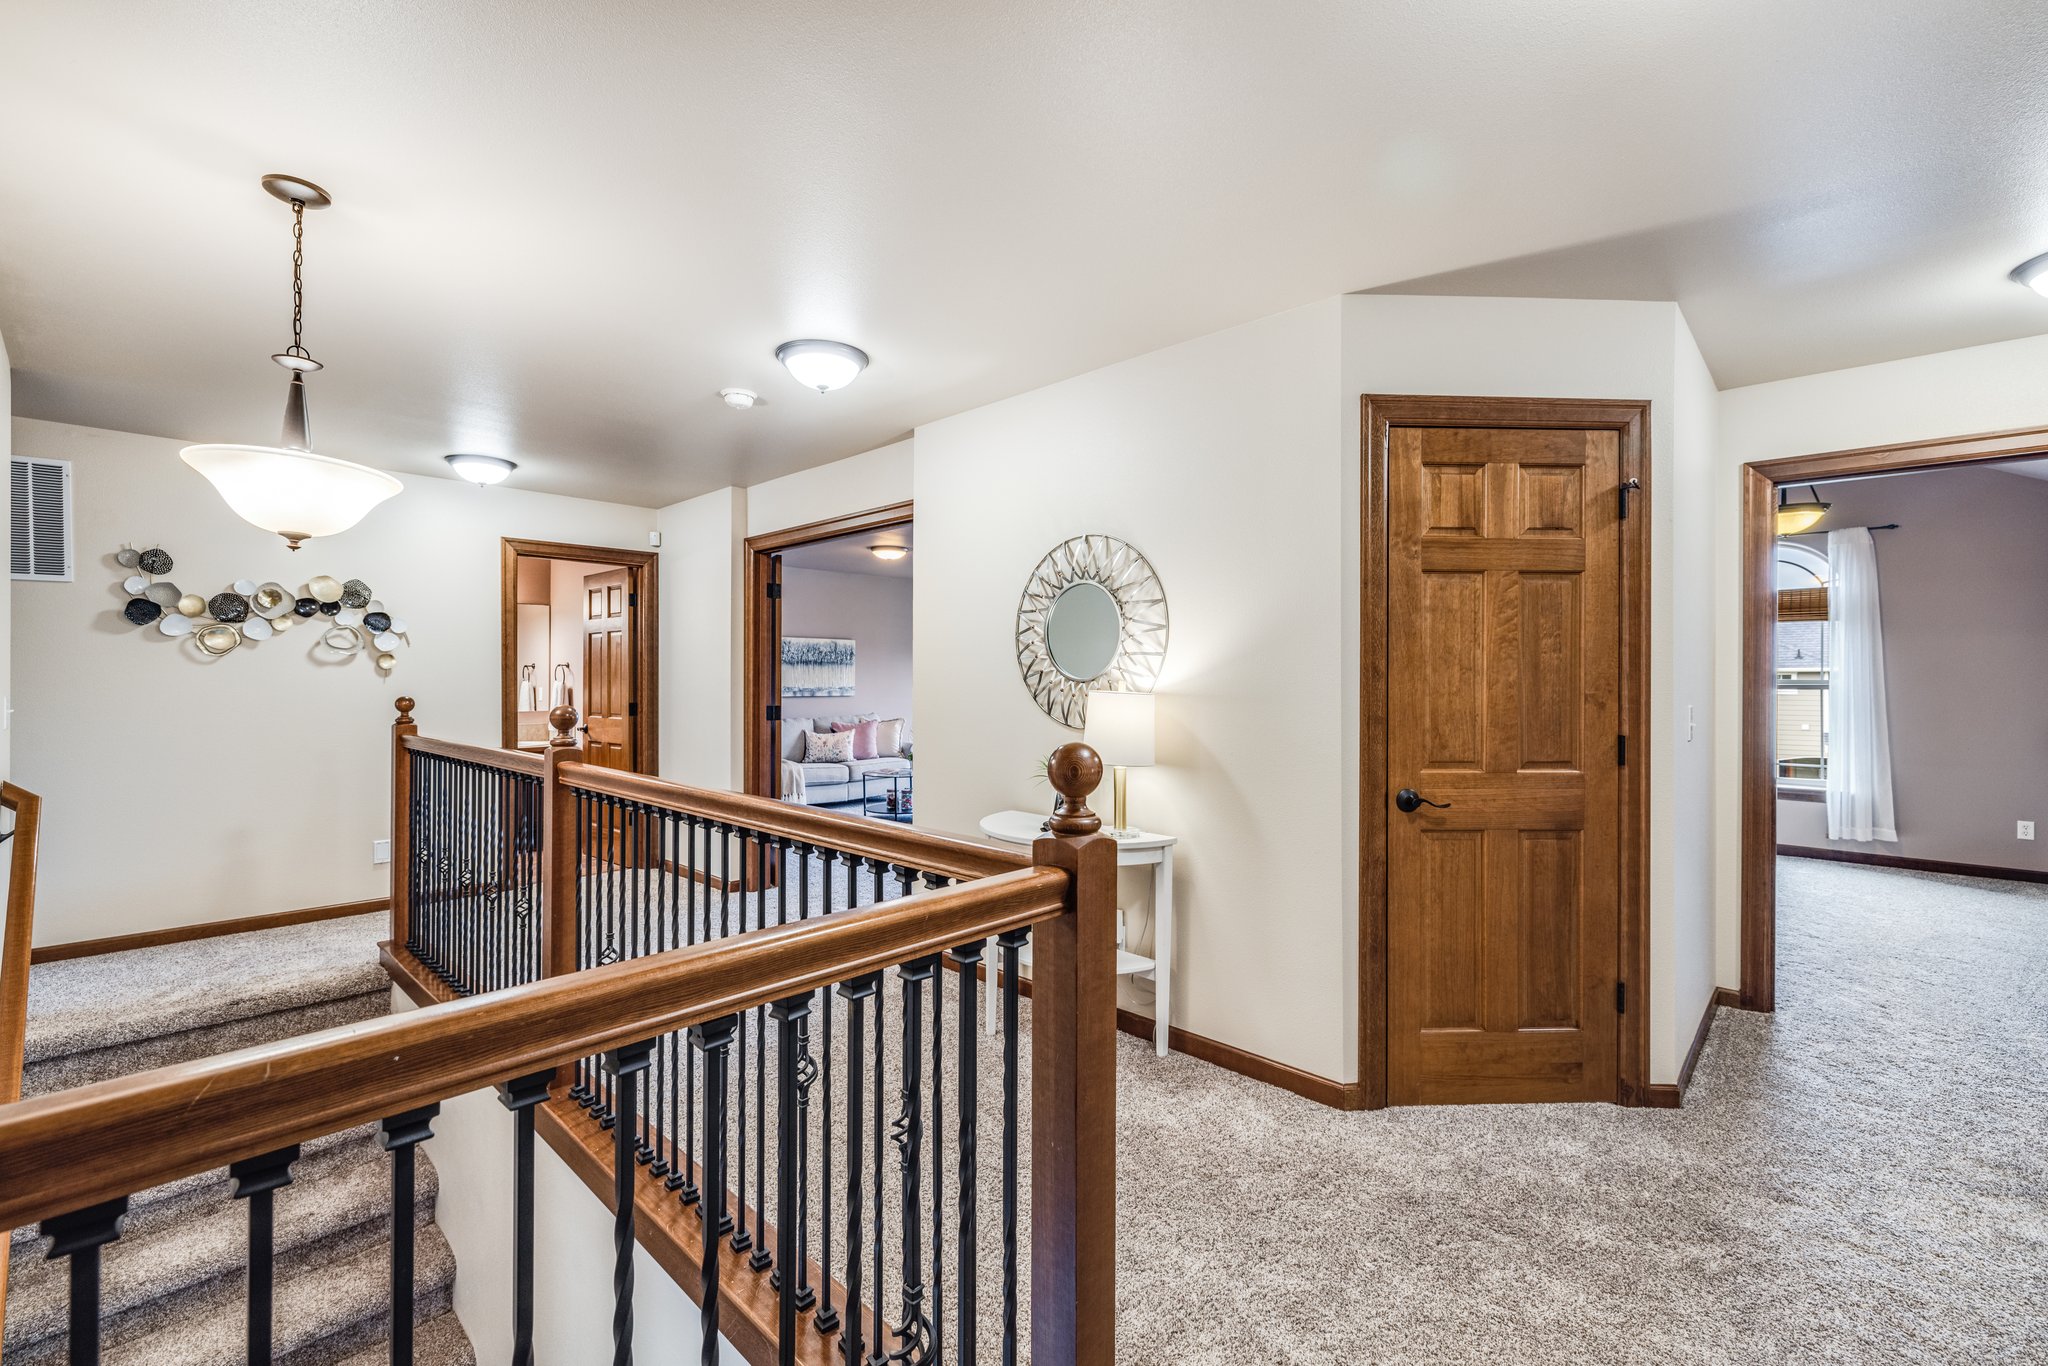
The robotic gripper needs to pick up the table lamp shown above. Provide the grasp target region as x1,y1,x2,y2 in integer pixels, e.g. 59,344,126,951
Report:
1085,689,1155,838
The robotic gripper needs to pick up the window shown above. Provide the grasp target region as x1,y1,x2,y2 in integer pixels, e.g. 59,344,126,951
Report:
1774,544,1829,785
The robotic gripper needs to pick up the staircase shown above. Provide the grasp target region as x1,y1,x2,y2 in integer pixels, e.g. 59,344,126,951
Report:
5,914,475,1365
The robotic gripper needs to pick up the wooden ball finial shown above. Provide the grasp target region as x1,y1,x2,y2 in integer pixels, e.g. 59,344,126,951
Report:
1046,741,1103,836
549,704,580,748
394,696,416,726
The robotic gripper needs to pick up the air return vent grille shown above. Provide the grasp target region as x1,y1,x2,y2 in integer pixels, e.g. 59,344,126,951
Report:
10,457,74,582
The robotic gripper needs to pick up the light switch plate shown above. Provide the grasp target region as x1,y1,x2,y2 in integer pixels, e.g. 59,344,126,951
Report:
372,838,392,864
2020,821,2036,841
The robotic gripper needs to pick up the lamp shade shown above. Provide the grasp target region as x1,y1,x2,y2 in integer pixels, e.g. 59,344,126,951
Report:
180,444,402,547
1085,689,1155,768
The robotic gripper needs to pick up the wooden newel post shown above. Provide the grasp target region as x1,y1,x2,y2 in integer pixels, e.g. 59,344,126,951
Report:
539,706,582,979
1031,741,1118,1366
389,697,418,955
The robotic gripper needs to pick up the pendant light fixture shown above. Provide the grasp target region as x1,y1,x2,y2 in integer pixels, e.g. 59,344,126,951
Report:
181,175,402,549
1775,485,1831,536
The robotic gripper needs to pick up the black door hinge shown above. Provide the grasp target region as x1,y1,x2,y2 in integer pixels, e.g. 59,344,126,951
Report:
1616,982,1626,1013
1619,478,1642,519
628,593,637,607
765,581,782,600
765,704,781,722
1617,734,1627,766
627,702,637,717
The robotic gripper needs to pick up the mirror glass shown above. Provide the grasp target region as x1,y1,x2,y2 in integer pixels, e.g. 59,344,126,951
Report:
1044,581,1121,681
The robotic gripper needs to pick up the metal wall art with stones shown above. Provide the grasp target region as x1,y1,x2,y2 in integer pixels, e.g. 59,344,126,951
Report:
114,545,410,671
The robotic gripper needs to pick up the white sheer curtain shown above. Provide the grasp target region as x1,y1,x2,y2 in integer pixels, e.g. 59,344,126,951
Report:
1825,527,1898,842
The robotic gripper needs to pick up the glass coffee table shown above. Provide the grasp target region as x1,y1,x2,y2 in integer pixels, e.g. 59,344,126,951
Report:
861,769,913,822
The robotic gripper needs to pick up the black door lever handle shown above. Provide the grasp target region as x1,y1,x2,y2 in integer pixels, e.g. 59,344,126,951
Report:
1394,788,1451,813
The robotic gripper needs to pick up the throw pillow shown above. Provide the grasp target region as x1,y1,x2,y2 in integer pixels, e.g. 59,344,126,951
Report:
803,729,855,764
874,718,905,757
831,718,880,760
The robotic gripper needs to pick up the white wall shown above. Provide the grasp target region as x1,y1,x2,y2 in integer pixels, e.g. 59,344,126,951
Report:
1712,332,2048,982
10,418,653,946
657,487,746,790
1339,295,1718,1084
916,300,1352,1079
746,438,912,538
0,324,11,781
546,558,618,710
779,567,913,731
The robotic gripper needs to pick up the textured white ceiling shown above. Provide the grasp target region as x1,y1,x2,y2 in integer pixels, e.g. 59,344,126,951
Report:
778,524,914,578
3,1,2046,505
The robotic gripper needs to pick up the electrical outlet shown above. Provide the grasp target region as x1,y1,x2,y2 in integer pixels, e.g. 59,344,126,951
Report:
372,838,392,864
2020,821,2036,842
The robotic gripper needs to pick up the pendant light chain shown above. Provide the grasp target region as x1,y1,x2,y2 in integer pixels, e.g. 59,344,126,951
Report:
285,198,312,364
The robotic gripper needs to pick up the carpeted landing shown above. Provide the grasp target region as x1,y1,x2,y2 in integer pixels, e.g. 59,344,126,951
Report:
5,914,473,1365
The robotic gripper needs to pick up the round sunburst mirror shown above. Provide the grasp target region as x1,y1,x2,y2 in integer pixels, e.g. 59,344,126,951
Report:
1015,534,1167,728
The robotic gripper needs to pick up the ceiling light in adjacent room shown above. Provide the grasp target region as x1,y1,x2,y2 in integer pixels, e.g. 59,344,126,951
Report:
721,387,759,410
869,544,909,561
180,176,402,548
2010,250,2048,297
445,454,517,485
775,339,869,392
1776,485,1831,536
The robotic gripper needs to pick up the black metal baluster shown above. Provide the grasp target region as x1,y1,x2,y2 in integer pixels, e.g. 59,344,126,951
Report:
838,973,877,1363
752,838,771,1271
733,835,752,1256
677,816,700,1207
950,940,984,1366
770,992,810,1365
229,1145,299,1366
870,967,887,1366
40,1197,128,1366
380,1105,439,1366
997,927,1027,1366
891,957,935,1361
607,1040,654,1366
691,1014,739,1366
815,847,839,1336
930,933,946,1364
496,1070,552,1366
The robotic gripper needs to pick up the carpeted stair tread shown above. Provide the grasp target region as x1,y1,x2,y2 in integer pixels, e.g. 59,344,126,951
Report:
22,912,388,1067
5,1143,441,1360
23,992,387,1097
99,1222,462,1366
331,1311,476,1366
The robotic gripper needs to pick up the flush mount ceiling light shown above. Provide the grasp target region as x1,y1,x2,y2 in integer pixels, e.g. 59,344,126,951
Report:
775,339,869,392
180,175,402,549
1776,485,1831,536
445,453,516,485
869,544,909,561
2011,250,2048,297
720,387,758,410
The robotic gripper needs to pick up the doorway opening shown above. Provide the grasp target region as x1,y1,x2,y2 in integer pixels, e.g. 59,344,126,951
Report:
1360,396,1651,1109
500,538,659,774
743,502,914,819
1738,425,2048,1011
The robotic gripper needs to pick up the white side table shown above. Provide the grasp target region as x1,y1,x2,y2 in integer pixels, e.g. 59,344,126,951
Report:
976,809,1176,1057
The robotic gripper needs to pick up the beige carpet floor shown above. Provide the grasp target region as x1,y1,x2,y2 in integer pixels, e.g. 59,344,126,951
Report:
1105,857,2047,1364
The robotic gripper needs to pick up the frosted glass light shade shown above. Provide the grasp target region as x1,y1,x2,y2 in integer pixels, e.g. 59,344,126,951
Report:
1085,689,1155,768
180,443,403,547
775,339,869,392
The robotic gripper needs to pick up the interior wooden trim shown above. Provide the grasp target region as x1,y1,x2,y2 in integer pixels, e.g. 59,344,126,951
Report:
1359,395,1653,1110
500,537,660,773
742,502,913,798
1638,986,1739,1109
1739,424,2048,1017
1779,845,2048,886
0,784,42,1345
28,898,386,966
403,733,546,775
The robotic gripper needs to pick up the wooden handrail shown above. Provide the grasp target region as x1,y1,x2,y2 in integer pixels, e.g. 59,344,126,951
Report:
400,732,547,777
0,865,1068,1231
0,781,45,1344
560,761,1028,883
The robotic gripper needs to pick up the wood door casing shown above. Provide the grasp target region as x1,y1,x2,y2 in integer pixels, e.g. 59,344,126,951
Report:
1385,422,1623,1105
581,567,635,772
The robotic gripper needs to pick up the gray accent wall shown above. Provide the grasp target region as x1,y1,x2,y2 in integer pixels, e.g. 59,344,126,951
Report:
778,565,913,734
1778,465,2048,874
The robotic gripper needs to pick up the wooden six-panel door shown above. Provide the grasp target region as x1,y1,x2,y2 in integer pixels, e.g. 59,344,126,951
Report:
581,567,636,772
1386,421,1623,1105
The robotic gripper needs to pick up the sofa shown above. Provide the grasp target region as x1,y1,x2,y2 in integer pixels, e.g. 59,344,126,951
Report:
780,712,912,807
